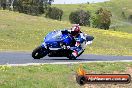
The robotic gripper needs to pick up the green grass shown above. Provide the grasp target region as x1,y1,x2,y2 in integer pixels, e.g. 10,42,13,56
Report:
0,10,71,50
0,10,132,55
0,62,132,88
84,28,132,55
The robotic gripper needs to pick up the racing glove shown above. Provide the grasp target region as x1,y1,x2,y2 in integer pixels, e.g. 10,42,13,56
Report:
75,42,81,47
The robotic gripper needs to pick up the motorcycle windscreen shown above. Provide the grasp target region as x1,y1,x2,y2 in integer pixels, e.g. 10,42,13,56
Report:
44,31,63,43
44,30,72,45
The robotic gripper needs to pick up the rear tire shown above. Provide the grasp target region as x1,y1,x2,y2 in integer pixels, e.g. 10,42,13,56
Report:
68,54,77,60
32,46,47,59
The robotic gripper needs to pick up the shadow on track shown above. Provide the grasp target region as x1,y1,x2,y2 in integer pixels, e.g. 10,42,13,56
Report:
34,58,105,61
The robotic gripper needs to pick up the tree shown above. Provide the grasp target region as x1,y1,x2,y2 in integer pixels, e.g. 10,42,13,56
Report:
45,7,63,20
11,0,51,15
121,11,126,19
48,0,54,5
91,14,101,28
0,0,6,10
69,10,90,26
92,8,112,30
128,15,132,23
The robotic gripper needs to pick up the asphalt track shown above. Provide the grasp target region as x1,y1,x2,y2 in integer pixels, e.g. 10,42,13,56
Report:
0,51,132,65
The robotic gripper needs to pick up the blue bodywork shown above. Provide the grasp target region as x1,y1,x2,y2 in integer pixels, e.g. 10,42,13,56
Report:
41,30,73,48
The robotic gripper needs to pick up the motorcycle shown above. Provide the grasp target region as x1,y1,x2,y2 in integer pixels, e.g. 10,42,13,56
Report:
32,30,94,60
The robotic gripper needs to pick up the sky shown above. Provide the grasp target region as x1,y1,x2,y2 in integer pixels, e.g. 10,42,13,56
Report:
53,0,110,4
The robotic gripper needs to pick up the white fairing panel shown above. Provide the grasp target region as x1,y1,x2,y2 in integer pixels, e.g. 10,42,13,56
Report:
49,48,61,50
86,41,93,45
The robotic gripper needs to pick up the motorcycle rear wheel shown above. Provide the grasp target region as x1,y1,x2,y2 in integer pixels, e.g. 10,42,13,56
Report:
68,54,77,60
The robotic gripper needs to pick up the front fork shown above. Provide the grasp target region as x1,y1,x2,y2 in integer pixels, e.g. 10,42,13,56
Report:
40,42,49,55
41,42,47,49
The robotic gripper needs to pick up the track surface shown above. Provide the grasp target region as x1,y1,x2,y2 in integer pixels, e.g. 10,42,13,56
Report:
0,52,132,65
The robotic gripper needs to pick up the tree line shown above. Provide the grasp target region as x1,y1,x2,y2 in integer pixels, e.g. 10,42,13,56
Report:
69,8,112,30
0,0,114,30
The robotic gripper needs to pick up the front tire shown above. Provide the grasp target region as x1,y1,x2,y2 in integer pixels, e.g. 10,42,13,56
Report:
32,46,47,59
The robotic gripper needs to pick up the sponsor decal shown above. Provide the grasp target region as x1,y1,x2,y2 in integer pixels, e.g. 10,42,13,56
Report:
76,65,131,85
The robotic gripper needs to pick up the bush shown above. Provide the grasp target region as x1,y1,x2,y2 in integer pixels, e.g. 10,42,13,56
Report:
45,7,63,21
128,15,132,23
12,0,48,15
121,11,126,19
69,10,90,26
92,8,112,30
91,14,100,28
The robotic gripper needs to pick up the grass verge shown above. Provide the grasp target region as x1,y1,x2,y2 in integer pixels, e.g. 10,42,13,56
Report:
0,62,132,88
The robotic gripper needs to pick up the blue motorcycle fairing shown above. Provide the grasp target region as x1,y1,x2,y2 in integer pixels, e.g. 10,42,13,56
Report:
42,30,73,48
62,33,73,45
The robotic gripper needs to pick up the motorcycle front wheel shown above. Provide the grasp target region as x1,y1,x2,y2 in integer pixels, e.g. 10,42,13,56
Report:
32,46,48,59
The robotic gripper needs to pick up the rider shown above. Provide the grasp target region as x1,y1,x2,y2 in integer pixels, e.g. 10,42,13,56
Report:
63,24,86,58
